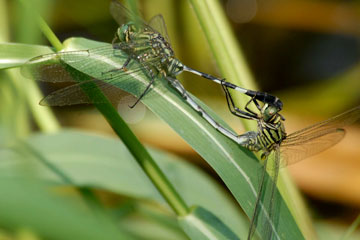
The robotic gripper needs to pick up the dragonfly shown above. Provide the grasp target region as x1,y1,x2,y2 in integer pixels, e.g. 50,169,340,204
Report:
215,84,360,240
21,0,282,111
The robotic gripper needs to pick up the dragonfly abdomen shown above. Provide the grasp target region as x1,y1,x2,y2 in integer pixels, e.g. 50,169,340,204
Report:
246,90,283,110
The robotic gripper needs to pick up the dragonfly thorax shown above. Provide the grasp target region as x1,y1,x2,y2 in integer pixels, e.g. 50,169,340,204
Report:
256,116,286,152
253,103,287,152
149,34,174,57
116,22,182,77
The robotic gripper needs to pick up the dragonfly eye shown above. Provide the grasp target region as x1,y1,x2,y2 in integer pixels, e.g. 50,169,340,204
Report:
268,105,277,115
263,105,280,121
118,22,137,42
117,25,128,42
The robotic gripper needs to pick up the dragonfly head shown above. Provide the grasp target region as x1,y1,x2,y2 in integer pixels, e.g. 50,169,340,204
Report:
117,22,138,42
262,104,283,122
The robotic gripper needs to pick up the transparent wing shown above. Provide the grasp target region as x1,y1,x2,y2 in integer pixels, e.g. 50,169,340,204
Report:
148,14,171,44
264,148,281,240
38,71,147,106
110,0,171,44
21,43,162,82
21,45,163,106
284,106,360,141
280,106,360,166
248,149,282,240
21,44,130,82
109,0,144,27
280,129,345,167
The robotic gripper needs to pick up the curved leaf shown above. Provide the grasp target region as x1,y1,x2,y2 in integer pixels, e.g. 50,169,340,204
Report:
0,178,134,240
1,130,247,238
0,43,52,69
179,206,240,240
20,37,303,239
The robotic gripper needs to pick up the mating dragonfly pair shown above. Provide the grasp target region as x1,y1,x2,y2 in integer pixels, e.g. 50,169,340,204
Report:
22,1,360,239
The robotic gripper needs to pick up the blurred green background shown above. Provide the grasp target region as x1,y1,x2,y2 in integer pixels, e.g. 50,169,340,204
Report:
1,0,360,239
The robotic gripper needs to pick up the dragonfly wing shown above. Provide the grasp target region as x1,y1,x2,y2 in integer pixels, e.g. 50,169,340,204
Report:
248,149,282,240
22,48,164,106
148,14,171,44
110,1,172,45
39,75,144,106
247,159,266,239
280,128,345,167
110,0,133,26
285,106,360,140
21,51,86,83
42,62,165,106
40,79,111,106
22,43,162,82
280,106,360,166
264,148,281,240
110,0,145,27
21,45,129,83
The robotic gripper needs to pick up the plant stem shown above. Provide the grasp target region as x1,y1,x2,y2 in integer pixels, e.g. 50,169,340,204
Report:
37,16,63,52
188,0,257,130
341,214,360,240
15,0,60,133
25,74,60,133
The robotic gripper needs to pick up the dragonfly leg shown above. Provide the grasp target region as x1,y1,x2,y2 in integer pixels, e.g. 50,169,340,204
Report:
111,34,125,58
222,84,257,120
244,96,260,115
129,65,156,108
101,57,132,79
253,99,262,111
112,33,119,46
108,57,131,73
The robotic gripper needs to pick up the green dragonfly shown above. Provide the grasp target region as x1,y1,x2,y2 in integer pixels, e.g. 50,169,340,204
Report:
218,83,360,239
169,76,360,239
22,0,282,112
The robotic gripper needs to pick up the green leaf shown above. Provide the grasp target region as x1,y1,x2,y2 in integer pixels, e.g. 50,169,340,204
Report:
17,37,303,239
0,43,53,69
179,206,240,240
0,42,59,134
341,214,360,240
0,177,135,240
65,37,303,239
116,202,188,240
0,130,248,238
